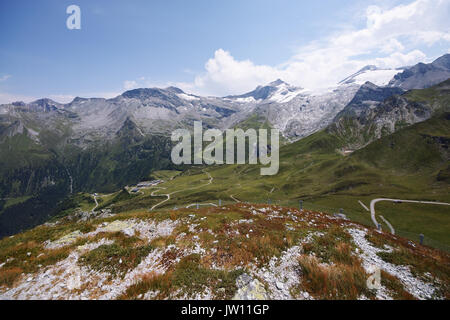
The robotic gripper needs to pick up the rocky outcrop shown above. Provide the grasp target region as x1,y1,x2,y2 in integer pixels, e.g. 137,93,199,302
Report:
388,54,450,90
232,273,268,300
329,83,432,150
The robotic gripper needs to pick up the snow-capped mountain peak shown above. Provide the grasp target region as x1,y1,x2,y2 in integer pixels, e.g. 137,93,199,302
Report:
267,81,305,103
227,79,304,104
268,79,288,87
339,65,401,87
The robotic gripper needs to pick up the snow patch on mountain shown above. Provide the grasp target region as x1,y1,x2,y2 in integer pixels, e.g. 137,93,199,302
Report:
339,65,401,87
234,96,257,103
177,93,200,101
268,82,306,103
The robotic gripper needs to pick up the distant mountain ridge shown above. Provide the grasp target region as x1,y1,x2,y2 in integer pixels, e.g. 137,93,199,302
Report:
2,53,449,144
334,81,405,118
339,65,402,86
388,54,450,89
0,54,449,235
328,79,450,150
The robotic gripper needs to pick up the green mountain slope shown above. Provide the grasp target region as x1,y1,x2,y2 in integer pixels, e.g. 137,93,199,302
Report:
80,109,449,250
353,112,449,173
2,81,449,246
0,114,176,236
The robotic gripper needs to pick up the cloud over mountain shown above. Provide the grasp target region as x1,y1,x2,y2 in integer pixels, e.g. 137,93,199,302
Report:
177,0,450,96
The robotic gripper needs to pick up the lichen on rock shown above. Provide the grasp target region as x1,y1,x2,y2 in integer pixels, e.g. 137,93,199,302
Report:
232,273,268,300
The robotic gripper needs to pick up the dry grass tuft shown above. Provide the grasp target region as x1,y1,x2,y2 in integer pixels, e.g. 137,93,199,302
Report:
119,271,173,299
0,267,23,287
297,255,374,300
380,270,416,300
79,243,154,278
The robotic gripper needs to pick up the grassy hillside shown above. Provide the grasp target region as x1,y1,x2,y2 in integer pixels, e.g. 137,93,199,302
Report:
404,78,450,109
1,82,449,249
0,203,448,299
353,112,449,173
83,112,449,251
0,88,448,299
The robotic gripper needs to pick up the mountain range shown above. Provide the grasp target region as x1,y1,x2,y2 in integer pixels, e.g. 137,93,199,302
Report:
0,53,449,236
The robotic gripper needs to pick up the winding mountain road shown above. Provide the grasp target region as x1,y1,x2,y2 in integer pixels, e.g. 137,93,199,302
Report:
379,215,395,234
230,194,241,203
370,198,450,234
150,169,214,211
149,188,170,211
91,194,99,212
185,202,218,209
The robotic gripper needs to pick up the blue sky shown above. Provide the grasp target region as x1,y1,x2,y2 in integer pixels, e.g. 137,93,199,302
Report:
0,0,449,103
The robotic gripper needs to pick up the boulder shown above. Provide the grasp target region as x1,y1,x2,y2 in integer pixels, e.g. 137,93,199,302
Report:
233,273,268,300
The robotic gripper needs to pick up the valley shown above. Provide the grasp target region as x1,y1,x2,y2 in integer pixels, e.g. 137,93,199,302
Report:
0,55,449,299
2,0,450,302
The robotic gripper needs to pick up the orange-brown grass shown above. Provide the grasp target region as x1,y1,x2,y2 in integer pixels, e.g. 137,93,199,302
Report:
177,204,321,268
121,254,243,299
118,271,173,300
377,246,449,297
159,248,183,270
150,235,177,248
380,270,416,300
365,231,391,250
211,225,299,268
0,231,145,287
79,243,154,278
210,223,286,268
0,217,99,288
173,223,190,236
91,231,144,247
170,254,243,299
295,224,378,299
302,225,356,265
0,267,23,287
296,255,374,300
198,231,215,245
0,239,85,287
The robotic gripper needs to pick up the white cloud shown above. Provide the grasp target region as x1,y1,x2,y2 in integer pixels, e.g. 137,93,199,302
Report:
0,74,11,82
3,0,449,101
0,91,121,105
373,50,427,68
0,92,36,104
123,80,138,90
177,0,450,96
380,38,405,54
176,49,283,96
123,77,168,91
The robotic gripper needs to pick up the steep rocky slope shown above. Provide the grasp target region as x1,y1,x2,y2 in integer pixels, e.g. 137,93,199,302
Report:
388,54,450,90
328,79,450,150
